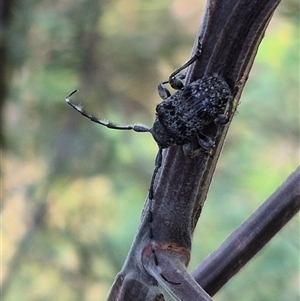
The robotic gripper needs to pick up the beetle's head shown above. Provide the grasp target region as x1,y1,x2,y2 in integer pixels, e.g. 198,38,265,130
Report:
150,119,175,149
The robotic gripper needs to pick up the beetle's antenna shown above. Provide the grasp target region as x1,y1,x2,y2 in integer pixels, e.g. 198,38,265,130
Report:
169,40,202,78
66,90,151,133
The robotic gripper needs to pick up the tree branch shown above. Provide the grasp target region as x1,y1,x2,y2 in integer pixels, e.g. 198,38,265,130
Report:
191,166,300,296
106,0,287,300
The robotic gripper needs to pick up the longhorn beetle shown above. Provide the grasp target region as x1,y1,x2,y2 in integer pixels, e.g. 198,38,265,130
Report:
66,41,234,199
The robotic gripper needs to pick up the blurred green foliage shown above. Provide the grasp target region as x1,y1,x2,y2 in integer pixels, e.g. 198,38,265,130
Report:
2,0,299,300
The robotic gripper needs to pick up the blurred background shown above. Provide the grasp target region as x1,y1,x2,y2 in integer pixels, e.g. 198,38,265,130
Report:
1,0,299,300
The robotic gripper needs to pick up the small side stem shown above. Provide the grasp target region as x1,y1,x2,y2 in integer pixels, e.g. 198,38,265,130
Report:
191,166,300,296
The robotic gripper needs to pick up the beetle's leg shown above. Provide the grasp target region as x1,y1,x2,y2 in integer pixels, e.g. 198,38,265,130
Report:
233,76,246,97
157,82,172,100
168,74,186,90
196,133,215,152
214,97,233,125
158,74,186,99
183,142,202,158
183,133,214,158
215,76,243,125
213,96,235,144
